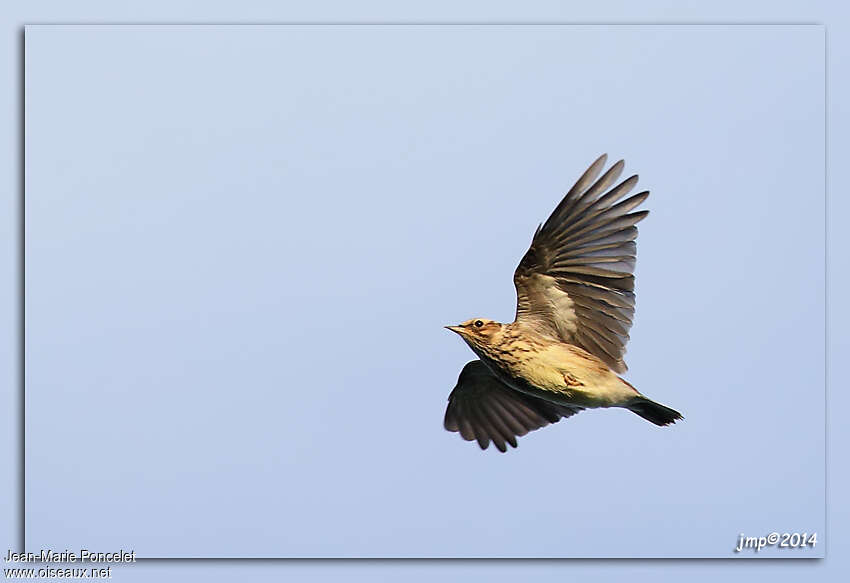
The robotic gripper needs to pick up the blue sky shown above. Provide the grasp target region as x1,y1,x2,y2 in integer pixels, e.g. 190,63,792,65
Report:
23,24,823,558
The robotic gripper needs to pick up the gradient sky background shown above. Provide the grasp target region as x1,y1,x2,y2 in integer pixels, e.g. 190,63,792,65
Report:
23,24,824,559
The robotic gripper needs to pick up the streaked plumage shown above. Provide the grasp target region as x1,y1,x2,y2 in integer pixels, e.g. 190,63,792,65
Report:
445,154,682,452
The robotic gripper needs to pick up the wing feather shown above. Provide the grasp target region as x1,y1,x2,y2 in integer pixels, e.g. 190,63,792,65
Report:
513,155,649,372
444,361,583,452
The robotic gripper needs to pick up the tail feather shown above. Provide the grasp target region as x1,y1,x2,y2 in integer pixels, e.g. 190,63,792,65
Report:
627,397,683,426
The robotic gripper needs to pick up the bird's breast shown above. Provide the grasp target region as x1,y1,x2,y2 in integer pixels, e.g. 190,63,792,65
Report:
478,341,633,408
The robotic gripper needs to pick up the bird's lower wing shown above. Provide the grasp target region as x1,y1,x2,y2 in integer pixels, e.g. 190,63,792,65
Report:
444,360,583,452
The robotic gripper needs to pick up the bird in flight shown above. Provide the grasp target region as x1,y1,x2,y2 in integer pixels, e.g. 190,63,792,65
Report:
444,154,682,452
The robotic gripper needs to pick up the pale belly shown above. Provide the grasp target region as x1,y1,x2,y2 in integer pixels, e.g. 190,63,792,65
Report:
475,343,638,409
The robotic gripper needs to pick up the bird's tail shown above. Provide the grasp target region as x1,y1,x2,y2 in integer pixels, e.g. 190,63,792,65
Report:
627,396,683,426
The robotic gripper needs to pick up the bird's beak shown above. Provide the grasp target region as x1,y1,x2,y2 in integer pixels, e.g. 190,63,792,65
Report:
445,325,464,335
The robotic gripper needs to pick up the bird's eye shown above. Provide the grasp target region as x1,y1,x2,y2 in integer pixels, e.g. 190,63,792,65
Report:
474,320,484,328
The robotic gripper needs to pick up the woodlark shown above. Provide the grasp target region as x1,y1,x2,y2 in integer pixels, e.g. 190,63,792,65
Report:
445,154,682,452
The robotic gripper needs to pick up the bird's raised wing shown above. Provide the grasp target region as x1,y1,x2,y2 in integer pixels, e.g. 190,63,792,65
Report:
513,154,649,373
444,360,583,452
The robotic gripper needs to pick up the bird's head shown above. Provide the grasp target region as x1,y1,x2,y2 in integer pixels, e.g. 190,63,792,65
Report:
445,319,503,350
